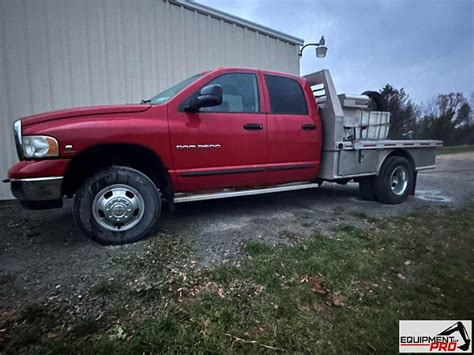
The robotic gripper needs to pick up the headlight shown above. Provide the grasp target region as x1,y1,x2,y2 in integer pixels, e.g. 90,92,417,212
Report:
22,136,59,158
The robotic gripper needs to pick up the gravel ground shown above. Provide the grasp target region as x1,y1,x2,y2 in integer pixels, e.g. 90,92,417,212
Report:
0,152,472,308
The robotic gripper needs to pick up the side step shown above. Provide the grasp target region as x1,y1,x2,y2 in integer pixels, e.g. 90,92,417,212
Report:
174,183,320,203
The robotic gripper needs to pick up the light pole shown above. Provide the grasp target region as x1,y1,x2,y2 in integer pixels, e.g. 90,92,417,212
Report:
298,36,327,58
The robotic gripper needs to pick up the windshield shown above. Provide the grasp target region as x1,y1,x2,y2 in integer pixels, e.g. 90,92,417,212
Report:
147,73,204,104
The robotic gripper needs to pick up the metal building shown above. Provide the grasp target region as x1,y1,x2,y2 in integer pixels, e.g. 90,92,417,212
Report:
0,0,303,200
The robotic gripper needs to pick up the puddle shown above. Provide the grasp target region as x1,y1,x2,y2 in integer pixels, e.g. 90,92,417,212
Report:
415,190,452,203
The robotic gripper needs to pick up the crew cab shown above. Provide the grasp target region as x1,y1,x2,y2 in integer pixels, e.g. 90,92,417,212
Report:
5,67,441,244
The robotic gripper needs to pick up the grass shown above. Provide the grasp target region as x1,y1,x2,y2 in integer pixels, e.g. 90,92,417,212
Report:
89,279,122,297
17,303,49,323
348,210,379,223
437,144,474,155
1,207,473,354
70,317,102,337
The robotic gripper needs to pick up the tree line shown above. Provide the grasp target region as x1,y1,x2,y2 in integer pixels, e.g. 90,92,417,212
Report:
379,85,473,146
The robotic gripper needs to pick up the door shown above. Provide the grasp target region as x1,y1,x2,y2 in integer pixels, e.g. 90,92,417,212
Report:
263,73,321,184
168,72,267,192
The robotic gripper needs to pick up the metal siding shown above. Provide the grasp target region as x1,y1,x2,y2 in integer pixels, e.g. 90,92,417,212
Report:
0,0,300,199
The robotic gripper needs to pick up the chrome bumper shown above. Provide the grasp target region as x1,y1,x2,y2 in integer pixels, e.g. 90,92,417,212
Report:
9,176,63,202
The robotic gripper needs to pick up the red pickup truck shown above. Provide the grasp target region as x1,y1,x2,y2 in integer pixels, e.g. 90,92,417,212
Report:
5,67,440,244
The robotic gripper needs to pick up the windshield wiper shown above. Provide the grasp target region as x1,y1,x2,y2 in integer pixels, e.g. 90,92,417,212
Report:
140,99,151,104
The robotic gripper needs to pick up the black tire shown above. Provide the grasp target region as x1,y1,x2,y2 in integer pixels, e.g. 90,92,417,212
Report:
374,156,413,204
73,166,161,245
361,91,387,111
358,176,375,201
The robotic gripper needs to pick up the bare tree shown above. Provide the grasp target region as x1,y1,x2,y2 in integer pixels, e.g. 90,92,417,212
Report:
420,93,472,144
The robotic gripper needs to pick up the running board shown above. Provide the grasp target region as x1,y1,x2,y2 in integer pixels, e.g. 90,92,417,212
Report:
174,183,320,203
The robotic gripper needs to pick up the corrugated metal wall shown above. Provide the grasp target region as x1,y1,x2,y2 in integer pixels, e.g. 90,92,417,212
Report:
0,0,301,200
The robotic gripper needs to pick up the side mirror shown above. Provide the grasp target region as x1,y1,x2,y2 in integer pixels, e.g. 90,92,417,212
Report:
184,84,223,112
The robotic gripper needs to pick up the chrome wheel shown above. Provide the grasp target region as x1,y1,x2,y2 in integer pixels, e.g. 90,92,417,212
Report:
390,166,408,196
92,184,145,232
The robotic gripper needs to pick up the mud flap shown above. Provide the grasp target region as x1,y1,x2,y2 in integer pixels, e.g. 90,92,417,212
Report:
358,176,375,201
410,171,417,195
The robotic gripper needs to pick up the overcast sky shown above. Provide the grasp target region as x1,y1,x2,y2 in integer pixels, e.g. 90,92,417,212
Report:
199,0,473,104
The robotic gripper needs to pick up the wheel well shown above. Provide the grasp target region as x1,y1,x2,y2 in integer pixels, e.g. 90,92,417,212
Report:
62,144,172,199
380,149,416,173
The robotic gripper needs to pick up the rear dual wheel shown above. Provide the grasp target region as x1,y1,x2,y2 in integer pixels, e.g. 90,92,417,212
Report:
359,156,414,204
73,166,161,245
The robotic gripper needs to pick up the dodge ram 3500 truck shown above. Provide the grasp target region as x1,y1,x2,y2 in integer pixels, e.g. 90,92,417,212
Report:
4,67,441,244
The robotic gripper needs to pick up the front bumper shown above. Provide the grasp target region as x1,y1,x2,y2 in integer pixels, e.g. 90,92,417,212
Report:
6,176,64,209
10,176,63,201
6,159,70,209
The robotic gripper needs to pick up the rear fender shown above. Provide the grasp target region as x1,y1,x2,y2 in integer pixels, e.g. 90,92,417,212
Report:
376,149,415,176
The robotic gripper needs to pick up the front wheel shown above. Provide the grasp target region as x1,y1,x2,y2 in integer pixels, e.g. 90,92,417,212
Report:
73,166,161,245
374,156,414,204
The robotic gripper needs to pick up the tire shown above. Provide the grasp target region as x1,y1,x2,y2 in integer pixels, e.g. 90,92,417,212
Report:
374,156,413,204
73,166,161,245
361,91,387,111
358,176,375,201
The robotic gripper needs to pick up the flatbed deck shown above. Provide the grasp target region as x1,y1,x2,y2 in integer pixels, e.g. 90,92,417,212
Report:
304,69,441,181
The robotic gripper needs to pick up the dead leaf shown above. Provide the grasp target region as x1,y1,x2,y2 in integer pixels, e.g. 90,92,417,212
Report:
47,331,58,339
397,273,406,280
308,275,328,294
331,294,346,307
404,260,411,266
218,288,225,299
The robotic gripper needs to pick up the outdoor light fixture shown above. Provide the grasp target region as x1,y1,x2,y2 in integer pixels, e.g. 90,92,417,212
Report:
298,36,327,58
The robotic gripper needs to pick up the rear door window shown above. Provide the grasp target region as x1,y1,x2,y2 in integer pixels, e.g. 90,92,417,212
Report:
265,75,308,115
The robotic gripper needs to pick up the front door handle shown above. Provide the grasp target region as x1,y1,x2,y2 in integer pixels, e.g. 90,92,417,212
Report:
243,123,263,130
302,123,316,130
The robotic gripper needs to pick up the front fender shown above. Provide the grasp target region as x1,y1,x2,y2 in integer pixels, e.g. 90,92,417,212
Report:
21,105,173,169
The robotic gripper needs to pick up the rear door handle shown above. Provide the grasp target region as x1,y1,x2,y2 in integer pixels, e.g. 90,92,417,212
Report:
302,123,316,130
243,123,263,130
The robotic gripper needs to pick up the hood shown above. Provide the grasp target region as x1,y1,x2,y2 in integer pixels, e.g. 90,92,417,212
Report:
21,104,152,126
